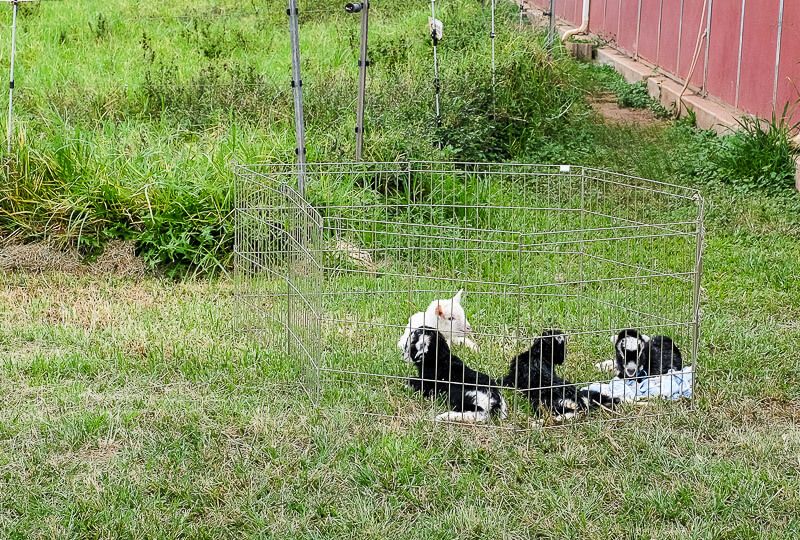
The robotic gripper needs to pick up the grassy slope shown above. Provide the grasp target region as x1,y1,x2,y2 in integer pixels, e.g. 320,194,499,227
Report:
2,0,800,538
2,0,551,273
1,196,799,538
2,163,800,538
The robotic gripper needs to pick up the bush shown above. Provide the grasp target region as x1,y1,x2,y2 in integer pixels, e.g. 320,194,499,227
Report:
435,36,586,162
710,107,799,193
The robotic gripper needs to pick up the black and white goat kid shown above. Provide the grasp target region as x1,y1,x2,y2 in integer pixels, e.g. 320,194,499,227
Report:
612,329,683,380
403,326,507,423
504,330,618,420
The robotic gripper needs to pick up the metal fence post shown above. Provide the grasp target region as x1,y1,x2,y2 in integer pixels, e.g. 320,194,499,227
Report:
490,0,496,89
430,0,442,147
6,0,19,154
354,1,370,161
288,0,307,195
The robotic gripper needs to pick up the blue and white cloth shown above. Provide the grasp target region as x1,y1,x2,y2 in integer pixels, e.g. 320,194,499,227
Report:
584,365,694,402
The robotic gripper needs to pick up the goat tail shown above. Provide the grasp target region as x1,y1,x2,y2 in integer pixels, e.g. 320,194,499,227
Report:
579,388,619,411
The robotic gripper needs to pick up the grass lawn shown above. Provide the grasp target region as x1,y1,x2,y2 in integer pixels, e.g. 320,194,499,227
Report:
2,0,800,537
2,179,799,537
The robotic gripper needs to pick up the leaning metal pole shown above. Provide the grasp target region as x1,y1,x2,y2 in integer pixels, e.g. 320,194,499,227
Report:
354,2,369,161
490,0,496,89
430,0,441,149
6,0,19,154
288,0,307,195
547,0,556,50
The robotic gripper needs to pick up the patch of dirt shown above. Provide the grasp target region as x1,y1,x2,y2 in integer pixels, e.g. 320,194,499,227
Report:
0,243,82,273
45,439,122,471
91,240,147,278
41,289,117,331
0,240,146,277
747,397,800,424
589,92,664,125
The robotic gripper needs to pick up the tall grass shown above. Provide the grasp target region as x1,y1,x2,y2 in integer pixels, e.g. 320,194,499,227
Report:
710,104,800,193
1,0,797,275
1,0,592,274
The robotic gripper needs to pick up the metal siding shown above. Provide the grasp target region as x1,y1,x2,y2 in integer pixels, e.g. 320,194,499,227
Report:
530,0,549,13
605,0,622,41
589,0,607,35
617,0,639,57
570,0,581,25
676,0,708,87
556,0,566,20
569,0,581,25
526,0,797,120
777,0,800,122
658,0,681,74
638,0,663,63
704,1,742,106
738,0,780,116
557,0,580,24
531,0,585,31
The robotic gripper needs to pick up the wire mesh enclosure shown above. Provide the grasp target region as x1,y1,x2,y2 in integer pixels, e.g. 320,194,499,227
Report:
235,161,704,425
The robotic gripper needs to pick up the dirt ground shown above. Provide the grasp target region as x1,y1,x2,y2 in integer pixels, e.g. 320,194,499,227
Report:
0,240,146,277
589,92,664,125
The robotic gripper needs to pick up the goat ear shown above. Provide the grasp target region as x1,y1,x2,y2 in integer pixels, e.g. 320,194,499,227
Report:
453,289,464,304
610,335,617,344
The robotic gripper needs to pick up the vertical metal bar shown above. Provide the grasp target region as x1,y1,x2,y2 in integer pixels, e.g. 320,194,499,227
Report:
514,235,524,419
288,0,307,195
701,0,713,96
547,0,556,50
656,0,664,62
579,167,586,289
734,0,746,109
430,0,441,147
490,0,496,90
773,0,785,109
691,194,704,393
286,208,292,358
635,0,643,58
676,0,684,76
355,1,369,161
7,0,19,155
306,185,321,408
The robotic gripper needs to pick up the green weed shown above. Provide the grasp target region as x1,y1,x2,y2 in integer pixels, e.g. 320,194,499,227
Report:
584,64,672,118
710,105,800,193
1,0,797,279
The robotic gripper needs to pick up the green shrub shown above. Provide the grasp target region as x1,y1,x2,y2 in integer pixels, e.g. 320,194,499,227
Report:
13,0,796,278
710,107,799,194
436,35,586,162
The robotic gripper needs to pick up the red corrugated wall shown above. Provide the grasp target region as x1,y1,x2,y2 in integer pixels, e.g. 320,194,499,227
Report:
676,0,707,88
777,1,800,119
526,0,800,122
704,1,741,107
